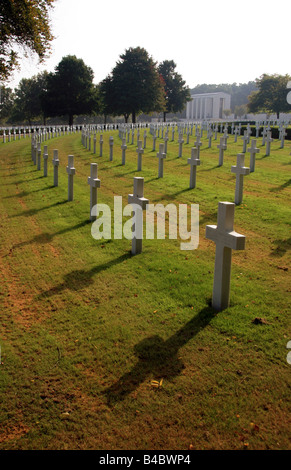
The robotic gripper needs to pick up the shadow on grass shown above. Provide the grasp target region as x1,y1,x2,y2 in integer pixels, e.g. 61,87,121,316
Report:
270,237,291,256
115,169,141,177
37,252,131,297
145,176,160,183
3,185,55,199
0,162,33,172
270,179,291,192
104,304,216,405
154,188,191,201
200,165,221,172
9,219,91,252
9,199,67,218
2,176,44,185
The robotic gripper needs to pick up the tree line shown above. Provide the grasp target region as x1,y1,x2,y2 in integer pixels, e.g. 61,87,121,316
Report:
0,50,192,125
1,58,290,126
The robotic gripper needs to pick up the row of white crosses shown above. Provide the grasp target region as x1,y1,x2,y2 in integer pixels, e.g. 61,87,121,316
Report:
31,135,246,311
83,130,259,203
81,121,289,162
8,125,83,145
3,117,290,143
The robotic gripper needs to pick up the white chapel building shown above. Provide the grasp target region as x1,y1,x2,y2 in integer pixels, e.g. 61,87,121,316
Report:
186,92,231,120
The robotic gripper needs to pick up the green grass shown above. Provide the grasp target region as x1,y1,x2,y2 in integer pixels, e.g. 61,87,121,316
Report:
0,128,290,450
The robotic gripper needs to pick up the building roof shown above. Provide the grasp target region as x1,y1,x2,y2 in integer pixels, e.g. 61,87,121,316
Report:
190,92,231,98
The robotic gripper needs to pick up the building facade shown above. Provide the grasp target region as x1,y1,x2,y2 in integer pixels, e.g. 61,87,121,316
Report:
186,92,231,120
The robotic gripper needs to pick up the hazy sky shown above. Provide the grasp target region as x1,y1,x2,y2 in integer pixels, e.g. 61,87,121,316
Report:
6,0,290,90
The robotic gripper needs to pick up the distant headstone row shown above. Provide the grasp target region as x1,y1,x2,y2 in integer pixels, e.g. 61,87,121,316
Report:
80,128,267,206
32,140,247,311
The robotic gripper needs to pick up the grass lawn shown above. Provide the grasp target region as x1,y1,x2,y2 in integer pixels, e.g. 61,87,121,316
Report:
0,127,290,450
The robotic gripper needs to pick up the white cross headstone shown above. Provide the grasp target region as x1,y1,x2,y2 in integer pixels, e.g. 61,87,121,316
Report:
255,123,260,138
265,131,273,156
121,138,127,165
157,143,166,178
231,153,250,205
43,145,48,177
279,127,287,149
208,129,213,148
217,137,227,166
194,135,202,159
242,130,248,153
171,128,175,141
214,124,218,140
247,139,260,173
37,142,41,170
136,140,144,171
128,177,149,255
99,134,103,157
88,163,101,221
223,129,229,148
164,134,169,153
262,127,267,146
93,134,97,154
66,155,76,201
109,136,114,161
143,130,147,149
178,134,184,158
188,147,200,189
186,129,190,144
234,126,239,143
52,149,59,187
205,202,246,310
33,140,37,165
152,131,157,151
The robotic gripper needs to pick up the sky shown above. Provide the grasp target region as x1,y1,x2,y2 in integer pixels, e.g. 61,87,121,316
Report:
5,0,291,90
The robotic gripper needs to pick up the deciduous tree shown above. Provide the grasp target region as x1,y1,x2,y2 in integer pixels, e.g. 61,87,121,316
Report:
158,60,191,122
248,74,291,118
107,47,166,123
0,86,14,123
42,55,96,125
10,71,48,125
0,0,55,81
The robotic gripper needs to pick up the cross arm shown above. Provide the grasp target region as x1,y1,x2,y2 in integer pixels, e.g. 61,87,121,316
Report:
128,195,149,210
206,225,246,250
